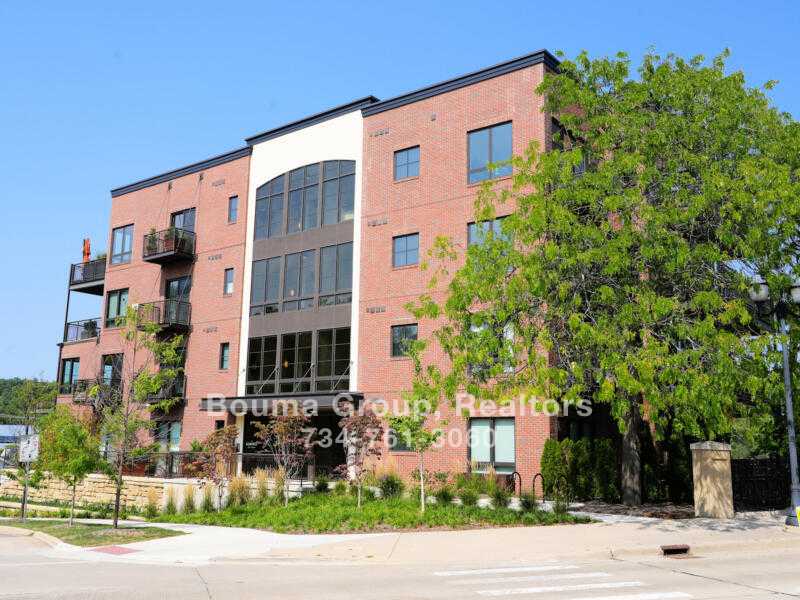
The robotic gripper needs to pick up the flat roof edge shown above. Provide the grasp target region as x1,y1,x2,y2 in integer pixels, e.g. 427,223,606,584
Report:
362,49,559,117
245,96,379,146
110,146,252,197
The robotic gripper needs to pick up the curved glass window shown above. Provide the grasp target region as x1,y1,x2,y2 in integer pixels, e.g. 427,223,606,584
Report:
255,160,355,240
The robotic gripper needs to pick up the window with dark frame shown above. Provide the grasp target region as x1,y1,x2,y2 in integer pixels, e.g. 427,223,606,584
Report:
283,250,316,311
105,288,129,327
101,353,123,387
171,208,196,232
255,174,285,240
388,427,412,452
214,419,225,430
223,268,234,295
60,358,80,393
110,224,133,265
319,242,353,307
469,417,515,474
467,216,508,246
219,342,230,370
394,146,420,180
391,323,418,357
392,233,419,268
228,196,238,224
322,160,355,225
250,256,281,315
468,122,513,184
245,328,351,395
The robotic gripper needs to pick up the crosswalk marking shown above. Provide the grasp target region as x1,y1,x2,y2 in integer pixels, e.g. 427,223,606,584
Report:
564,593,691,600
477,580,644,597
434,564,576,577
447,572,611,586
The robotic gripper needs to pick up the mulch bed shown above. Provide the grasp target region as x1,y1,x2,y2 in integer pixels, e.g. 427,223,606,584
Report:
579,500,695,519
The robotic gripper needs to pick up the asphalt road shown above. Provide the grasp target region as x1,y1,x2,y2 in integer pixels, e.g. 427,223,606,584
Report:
1,531,798,600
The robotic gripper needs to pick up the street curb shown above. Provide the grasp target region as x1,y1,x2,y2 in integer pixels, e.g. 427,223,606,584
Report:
0,525,63,548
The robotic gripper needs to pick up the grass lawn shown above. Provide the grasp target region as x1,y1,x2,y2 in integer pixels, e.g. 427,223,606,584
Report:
153,492,590,533
5,520,184,547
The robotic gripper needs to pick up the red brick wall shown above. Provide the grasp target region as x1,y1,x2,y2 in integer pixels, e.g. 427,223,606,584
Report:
59,154,250,449
358,64,555,490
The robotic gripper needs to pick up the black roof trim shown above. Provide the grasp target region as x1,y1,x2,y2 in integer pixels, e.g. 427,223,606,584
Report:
110,146,252,197
245,96,379,145
362,49,559,117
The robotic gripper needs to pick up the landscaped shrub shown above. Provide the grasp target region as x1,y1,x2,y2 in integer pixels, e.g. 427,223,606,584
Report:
201,484,216,513
332,480,348,495
228,476,252,507
540,438,565,497
592,438,620,502
182,484,196,514
455,471,489,494
459,488,479,507
164,488,177,515
491,486,510,509
519,491,538,512
145,489,159,519
314,475,330,494
273,468,287,504
434,486,454,504
254,468,271,503
571,439,592,500
378,473,404,499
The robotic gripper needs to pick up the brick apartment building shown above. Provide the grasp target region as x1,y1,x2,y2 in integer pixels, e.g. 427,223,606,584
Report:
56,49,568,488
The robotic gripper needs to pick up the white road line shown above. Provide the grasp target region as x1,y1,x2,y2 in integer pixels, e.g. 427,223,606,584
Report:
565,593,691,600
477,580,644,596
434,564,574,577
448,572,610,586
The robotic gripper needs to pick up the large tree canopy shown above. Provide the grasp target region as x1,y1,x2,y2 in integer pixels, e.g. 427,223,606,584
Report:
410,50,800,503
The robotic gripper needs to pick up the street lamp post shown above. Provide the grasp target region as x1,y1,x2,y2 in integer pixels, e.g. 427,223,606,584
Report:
749,281,800,526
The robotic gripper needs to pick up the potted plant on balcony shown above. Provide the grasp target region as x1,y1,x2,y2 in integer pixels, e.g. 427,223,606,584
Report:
145,227,158,256
82,319,98,339
163,225,177,252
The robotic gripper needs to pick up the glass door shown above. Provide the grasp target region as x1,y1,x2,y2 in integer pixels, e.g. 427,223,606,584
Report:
165,276,191,324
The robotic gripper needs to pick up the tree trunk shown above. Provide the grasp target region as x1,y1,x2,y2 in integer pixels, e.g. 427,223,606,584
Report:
20,464,29,522
621,403,642,506
357,482,362,509
70,483,77,527
419,454,425,514
113,460,124,528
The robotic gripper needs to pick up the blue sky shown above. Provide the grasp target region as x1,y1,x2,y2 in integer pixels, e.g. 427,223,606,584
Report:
0,1,797,380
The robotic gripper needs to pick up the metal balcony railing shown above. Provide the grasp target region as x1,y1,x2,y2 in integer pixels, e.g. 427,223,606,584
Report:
147,374,186,403
137,300,192,331
63,318,101,343
60,377,121,401
69,258,106,293
142,228,195,263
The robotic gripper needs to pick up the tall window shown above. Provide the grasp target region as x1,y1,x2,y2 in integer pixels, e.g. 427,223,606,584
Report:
394,146,420,180
392,233,419,268
246,335,278,395
316,328,351,390
228,196,238,224
250,257,281,315
468,122,512,183
255,175,284,239
280,331,313,392
105,288,129,327
288,164,319,234
223,268,234,295
467,217,508,246
319,242,353,306
321,160,355,225
391,323,418,357
60,358,79,393
156,421,182,454
110,224,133,265
469,418,515,474
171,208,196,232
283,250,315,311
101,353,123,386
219,342,230,370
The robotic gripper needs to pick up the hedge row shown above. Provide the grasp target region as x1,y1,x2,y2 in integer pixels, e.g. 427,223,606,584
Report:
540,438,619,502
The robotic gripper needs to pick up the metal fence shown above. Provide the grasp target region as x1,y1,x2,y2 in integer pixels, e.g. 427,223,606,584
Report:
731,456,791,511
63,318,101,342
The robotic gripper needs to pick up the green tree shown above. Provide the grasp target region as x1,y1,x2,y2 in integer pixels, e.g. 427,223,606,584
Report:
37,407,103,525
97,305,186,527
409,50,800,504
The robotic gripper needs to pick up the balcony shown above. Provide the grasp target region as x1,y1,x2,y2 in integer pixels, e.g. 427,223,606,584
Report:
63,318,101,343
137,300,191,333
69,258,106,295
61,378,122,406
147,374,186,404
142,228,195,264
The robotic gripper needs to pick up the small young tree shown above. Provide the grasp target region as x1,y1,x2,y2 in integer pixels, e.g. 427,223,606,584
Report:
184,425,239,510
337,409,384,508
97,305,185,528
37,406,103,525
388,405,440,513
254,414,314,506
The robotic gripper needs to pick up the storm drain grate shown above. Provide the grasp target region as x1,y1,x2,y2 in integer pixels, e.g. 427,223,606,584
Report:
660,544,690,557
